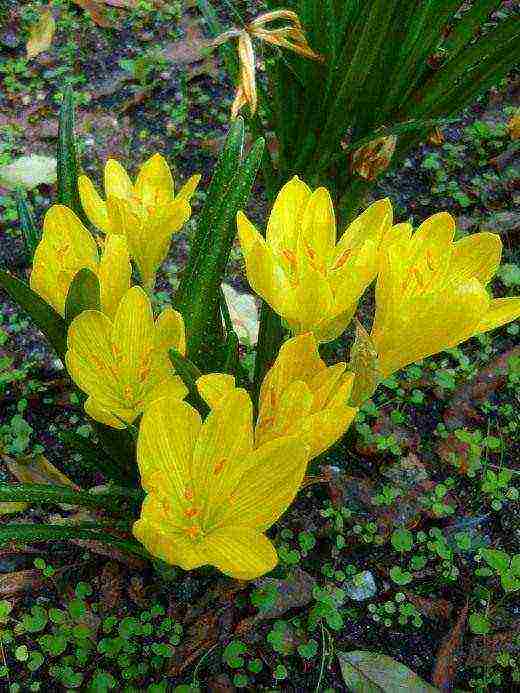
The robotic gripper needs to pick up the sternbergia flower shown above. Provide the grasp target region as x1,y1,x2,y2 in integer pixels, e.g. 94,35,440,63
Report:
237,176,393,342
133,391,310,579
371,213,520,378
78,153,200,289
65,286,187,428
212,10,323,118
194,332,357,461
30,204,131,318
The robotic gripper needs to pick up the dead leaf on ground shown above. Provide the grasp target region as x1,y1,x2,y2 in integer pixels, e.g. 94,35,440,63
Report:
162,16,218,80
338,650,438,691
0,569,43,596
71,0,117,28
442,346,520,430
404,592,453,621
26,9,56,60
466,621,520,666
70,539,146,570
432,601,469,688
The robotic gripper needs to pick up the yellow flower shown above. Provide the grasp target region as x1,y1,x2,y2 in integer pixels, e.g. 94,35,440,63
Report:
371,213,520,377
133,391,310,579
30,204,131,318
237,176,393,342
78,153,200,289
65,286,187,428
196,333,357,461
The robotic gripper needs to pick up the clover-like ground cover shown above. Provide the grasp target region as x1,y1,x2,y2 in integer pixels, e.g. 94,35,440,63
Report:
0,1,519,690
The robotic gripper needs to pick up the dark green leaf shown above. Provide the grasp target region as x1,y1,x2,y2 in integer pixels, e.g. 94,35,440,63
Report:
0,269,67,360
15,192,40,262
57,86,87,223
64,268,100,324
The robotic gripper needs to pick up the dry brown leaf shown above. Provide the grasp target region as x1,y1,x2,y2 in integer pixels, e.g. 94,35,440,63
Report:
71,0,116,28
0,569,43,596
26,9,56,60
432,602,469,688
103,0,135,7
3,453,79,490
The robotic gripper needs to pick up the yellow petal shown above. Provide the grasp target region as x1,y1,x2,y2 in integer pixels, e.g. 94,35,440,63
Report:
137,396,202,500
291,252,334,332
191,389,254,528
476,297,520,333
143,375,188,408
298,403,357,460
333,198,393,262
65,311,126,412
139,198,191,287
258,334,325,416
78,175,110,233
97,234,131,320
155,306,186,358
328,238,380,316
372,278,489,377
104,159,133,200
237,212,292,314
266,176,311,255
84,396,126,429
219,435,309,531
134,153,174,208
255,379,313,448
111,287,155,386
312,303,358,343
177,174,201,202
200,526,277,580
306,362,348,412
378,222,413,257
196,373,237,410
411,211,455,252
451,232,502,286
30,205,99,315
133,515,204,570
299,187,336,269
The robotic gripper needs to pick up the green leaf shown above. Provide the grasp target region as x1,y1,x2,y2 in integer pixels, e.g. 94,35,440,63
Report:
15,191,40,261
0,523,148,558
175,136,265,369
443,1,504,59
57,86,87,223
389,566,413,586
0,269,67,360
168,347,209,418
337,650,438,692
500,571,520,594
64,268,101,324
481,548,510,574
468,612,491,635
391,528,414,553
0,483,141,516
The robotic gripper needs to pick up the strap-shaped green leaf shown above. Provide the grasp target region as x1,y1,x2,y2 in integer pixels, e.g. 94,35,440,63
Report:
177,138,265,369
0,483,142,516
57,86,87,223
15,192,40,262
0,523,149,558
0,269,67,360
64,267,101,324
60,429,136,487
411,17,520,116
175,118,245,308
91,421,139,486
169,347,210,417
443,0,503,60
